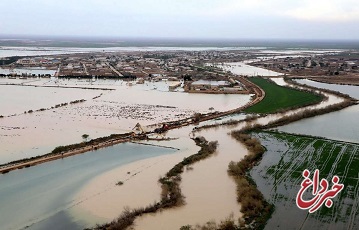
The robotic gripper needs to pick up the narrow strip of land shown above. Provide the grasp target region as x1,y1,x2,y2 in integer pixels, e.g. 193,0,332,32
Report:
0,79,265,174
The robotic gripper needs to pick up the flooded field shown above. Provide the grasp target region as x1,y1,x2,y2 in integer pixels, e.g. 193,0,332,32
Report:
0,76,251,229
0,46,264,59
0,67,56,76
0,78,250,164
295,79,359,99
217,62,283,76
278,79,359,143
1,48,356,230
251,131,359,230
0,84,99,116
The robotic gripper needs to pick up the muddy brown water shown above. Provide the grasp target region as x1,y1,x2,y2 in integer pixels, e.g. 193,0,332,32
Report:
0,78,250,164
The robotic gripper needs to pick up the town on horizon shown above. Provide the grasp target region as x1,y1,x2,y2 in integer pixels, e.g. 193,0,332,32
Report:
1,1,359,230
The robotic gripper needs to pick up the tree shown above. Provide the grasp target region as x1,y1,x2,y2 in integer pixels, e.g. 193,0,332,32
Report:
82,134,89,142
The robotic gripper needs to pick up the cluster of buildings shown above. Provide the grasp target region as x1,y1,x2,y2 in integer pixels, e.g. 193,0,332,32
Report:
252,52,359,76
3,50,252,80
0,50,253,94
16,57,60,69
185,78,247,94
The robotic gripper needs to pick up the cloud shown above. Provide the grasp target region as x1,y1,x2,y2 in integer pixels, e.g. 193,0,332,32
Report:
199,0,272,17
283,0,359,22
197,0,359,22
0,0,358,39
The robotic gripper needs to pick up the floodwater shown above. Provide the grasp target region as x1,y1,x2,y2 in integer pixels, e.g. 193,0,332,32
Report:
278,79,359,143
0,142,177,230
0,47,84,58
0,77,250,230
0,68,56,76
216,62,283,76
131,77,348,228
296,79,359,99
259,49,342,55
250,132,359,230
133,126,245,229
0,65,354,230
81,75,353,228
0,46,265,59
0,78,250,164
0,83,99,116
196,113,247,128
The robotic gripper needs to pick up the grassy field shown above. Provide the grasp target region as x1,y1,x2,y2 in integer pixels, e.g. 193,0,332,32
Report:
245,77,323,114
250,131,359,230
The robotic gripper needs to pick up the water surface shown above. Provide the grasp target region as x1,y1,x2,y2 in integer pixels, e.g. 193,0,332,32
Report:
0,79,250,164
0,142,176,230
278,79,359,143
217,62,282,76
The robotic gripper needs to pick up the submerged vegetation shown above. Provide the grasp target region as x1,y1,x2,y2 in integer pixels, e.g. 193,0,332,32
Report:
92,137,218,230
182,78,358,229
245,77,323,114
250,131,359,229
180,215,239,230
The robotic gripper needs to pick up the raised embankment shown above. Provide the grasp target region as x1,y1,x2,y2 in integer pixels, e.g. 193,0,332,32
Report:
0,77,265,174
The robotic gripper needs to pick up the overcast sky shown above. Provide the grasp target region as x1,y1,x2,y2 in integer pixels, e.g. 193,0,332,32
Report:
1,0,358,40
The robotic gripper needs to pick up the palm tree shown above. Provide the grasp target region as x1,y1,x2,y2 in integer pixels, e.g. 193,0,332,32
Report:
82,134,89,142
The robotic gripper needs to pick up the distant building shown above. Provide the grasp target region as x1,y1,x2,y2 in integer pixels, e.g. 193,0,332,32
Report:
190,80,230,91
17,58,35,65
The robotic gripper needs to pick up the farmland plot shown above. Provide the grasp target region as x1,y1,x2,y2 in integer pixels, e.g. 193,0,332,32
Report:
250,131,359,230
245,77,323,114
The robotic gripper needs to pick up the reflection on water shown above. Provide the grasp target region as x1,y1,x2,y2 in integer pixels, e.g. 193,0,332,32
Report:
278,79,359,143
0,143,176,230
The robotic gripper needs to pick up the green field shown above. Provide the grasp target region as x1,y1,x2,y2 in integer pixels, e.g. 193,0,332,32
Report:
250,131,359,229
245,77,323,114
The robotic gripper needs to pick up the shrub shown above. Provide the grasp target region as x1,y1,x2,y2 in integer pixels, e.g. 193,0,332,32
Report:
228,131,273,229
92,138,218,230
51,145,67,154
